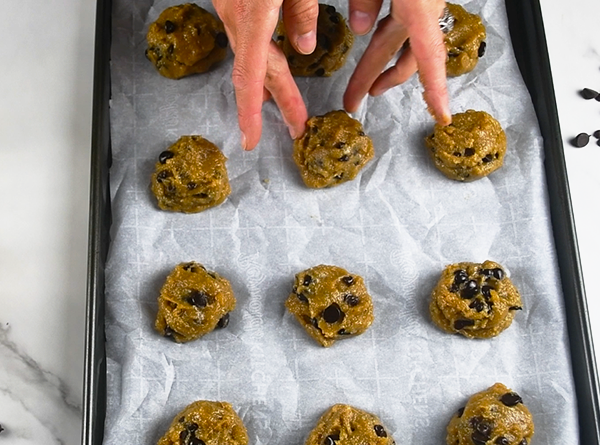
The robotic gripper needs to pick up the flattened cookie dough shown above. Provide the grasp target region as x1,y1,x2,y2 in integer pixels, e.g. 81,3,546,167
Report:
285,265,374,347
275,4,353,77
146,3,228,79
425,110,506,181
306,404,395,445
158,400,249,445
293,110,374,188
445,3,486,77
447,383,534,445
151,135,231,213
429,260,522,339
155,262,236,343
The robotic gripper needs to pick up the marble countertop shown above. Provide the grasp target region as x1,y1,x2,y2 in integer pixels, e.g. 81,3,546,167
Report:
0,0,598,443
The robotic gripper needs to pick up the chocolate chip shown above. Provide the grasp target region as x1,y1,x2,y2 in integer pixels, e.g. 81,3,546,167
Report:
187,182,197,190
297,293,309,303
469,299,485,312
341,275,354,286
333,173,344,180
594,130,600,139
167,44,174,55
464,148,475,157
179,417,186,423
276,35,284,41
448,48,461,57
481,285,492,299
187,423,199,432
217,313,230,328
165,20,176,34
308,62,320,70
329,14,340,24
454,319,475,330
338,329,351,335
287,55,296,65
188,437,206,445
453,151,462,157
469,416,482,427
325,5,336,15
478,41,486,58
500,392,523,406
144,48,151,60
215,32,228,48
159,150,174,163
182,262,198,272
492,268,504,280
193,192,209,199
187,291,209,307
180,430,189,440
495,437,509,445
454,269,469,285
580,88,599,99
157,170,171,182
310,317,319,328
315,67,326,76
0,424,4,434
358,131,366,136
482,154,494,163
374,425,387,437
461,280,479,299
303,275,313,286
164,325,177,340
344,294,359,307
509,305,522,311
339,154,349,162
519,440,528,445
572,133,590,147
324,434,339,445
323,303,343,323
317,34,332,51
470,419,492,444
457,407,465,417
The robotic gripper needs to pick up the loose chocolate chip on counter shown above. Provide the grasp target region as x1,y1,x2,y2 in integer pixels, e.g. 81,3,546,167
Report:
373,425,387,437
500,392,523,406
580,88,599,99
324,434,340,445
454,319,475,330
464,147,475,157
461,280,479,299
187,290,209,307
572,133,591,147
495,437,509,445
0,424,4,434
344,293,360,306
217,313,230,328
457,407,465,417
159,150,175,163
341,275,354,286
478,41,486,57
594,130,600,139
323,303,343,323
315,68,326,77
215,32,228,48
165,20,176,34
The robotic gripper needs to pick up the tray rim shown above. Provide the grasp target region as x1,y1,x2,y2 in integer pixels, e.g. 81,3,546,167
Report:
82,0,600,443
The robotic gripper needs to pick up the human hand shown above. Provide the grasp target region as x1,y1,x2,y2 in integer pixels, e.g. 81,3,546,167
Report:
343,0,451,125
212,0,321,150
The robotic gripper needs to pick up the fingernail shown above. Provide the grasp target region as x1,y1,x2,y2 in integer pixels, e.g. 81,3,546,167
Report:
350,11,372,35
241,131,248,150
370,86,387,97
296,31,316,55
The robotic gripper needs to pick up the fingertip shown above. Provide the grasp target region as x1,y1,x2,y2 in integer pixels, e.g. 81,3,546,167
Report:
349,10,373,35
296,30,316,55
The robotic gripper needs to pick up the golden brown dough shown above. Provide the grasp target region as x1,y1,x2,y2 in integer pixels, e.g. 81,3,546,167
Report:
146,3,228,79
425,110,506,182
445,3,486,77
155,262,236,343
429,260,522,339
447,383,534,445
158,400,248,445
151,136,230,213
285,265,374,347
275,3,353,77
293,110,374,188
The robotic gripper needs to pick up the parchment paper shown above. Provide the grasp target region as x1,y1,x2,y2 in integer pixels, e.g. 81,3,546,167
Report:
104,0,580,443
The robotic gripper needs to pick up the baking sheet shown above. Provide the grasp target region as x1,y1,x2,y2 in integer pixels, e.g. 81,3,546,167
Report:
103,0,580,443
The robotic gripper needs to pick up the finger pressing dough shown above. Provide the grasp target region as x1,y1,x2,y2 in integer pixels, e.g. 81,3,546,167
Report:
293,110,374,188
146,3,228,79
306,404,395,445
158,400,248,445
425,110,506,181
275,3,353,77
445,3,486,77
285,265,374,347
429,260,522,339
155,262,236,343
447,383,534,445
151,135,230,213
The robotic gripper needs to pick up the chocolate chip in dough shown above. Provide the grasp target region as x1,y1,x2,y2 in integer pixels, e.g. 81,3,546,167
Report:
165,20,176,34
478,41,486,57
324,434,339,445
303,275,313,286
215,32,228,48
500,392,523,406
495,437,509,445
341,275,354,286
323,303,343,323
454,319,475,330
374,425,387,437
344,293,359,307
217,313,230,328
159,150,175,163
187,290,209,307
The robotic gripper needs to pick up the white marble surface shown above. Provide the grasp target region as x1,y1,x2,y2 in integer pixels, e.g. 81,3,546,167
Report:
0,0,598,444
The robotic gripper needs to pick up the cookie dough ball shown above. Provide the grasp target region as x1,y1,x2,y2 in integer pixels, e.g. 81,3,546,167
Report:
275,4,354,77
445,3,486,77
306,404,395,445
151,135,231,213
145,3,228,79
158,400,248,445
447,383,534,445
429,260,522,339
425,110,506,182
285,265,374,347
155,262,236,343
293,110,374,188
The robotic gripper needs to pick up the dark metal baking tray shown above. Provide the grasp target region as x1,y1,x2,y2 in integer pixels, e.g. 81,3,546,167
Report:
82,0,600,443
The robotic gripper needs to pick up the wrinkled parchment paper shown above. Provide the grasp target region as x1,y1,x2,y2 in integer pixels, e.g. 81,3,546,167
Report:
104,0,579,443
